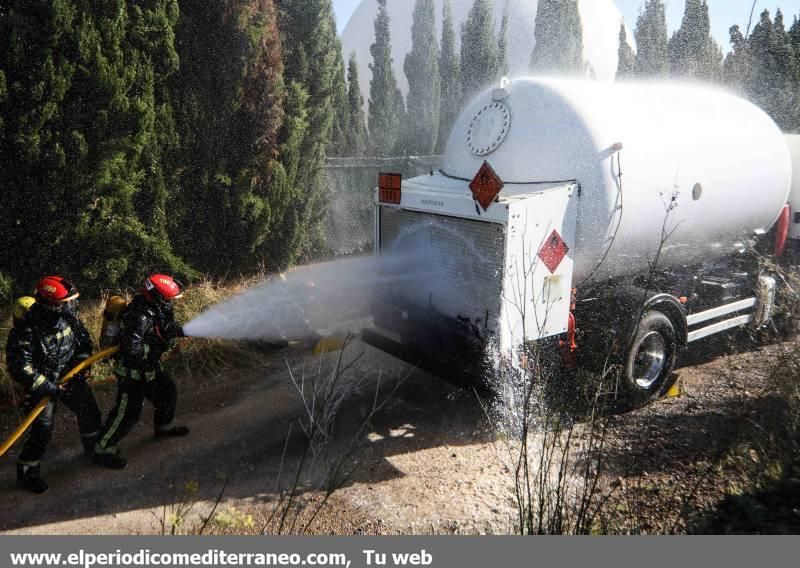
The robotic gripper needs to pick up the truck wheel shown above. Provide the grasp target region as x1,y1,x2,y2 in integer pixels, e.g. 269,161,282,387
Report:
623,311,677,405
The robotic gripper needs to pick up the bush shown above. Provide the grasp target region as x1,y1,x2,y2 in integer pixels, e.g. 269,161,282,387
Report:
0,272,12,303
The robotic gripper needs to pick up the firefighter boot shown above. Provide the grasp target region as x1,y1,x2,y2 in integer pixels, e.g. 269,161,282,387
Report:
93,451,127,470
17,464,48,494
154,425,189,439
81,432,99,457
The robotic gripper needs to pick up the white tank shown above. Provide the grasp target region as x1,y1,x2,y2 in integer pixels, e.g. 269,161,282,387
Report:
786,135,800,240
440,78,793,284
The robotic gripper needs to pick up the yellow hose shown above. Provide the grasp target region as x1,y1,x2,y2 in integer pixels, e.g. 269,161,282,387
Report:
0,347,119,458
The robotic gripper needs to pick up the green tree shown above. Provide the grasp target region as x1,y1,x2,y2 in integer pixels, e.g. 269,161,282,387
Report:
497,0,509,77
461,0,500,101
791,15,800,129
791,14,800,55
0,68,5,139
329,47,350,157
529,0,584,75
268,81,310,268
0,0,190,289
616,22,635,79
751,10,798,130
278,0,341,261
69,0,188,286
0,0,75,287
368,0,402,157
633,0,669,77
668,0,722,81
437,0,461,154
724,9,799,131
171,0,285,273
129,0,181,245
403,0,440,156
723,24,752,89
346,52,368,156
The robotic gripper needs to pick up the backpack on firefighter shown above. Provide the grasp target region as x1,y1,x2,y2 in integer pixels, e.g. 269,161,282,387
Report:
12,296,35,325
100,296,129,350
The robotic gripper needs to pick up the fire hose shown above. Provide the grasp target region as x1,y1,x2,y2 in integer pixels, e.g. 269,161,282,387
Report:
0,346,119,458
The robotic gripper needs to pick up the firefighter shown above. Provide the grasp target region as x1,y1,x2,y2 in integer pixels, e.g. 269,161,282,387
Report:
5,277,102,494
93,274,188,470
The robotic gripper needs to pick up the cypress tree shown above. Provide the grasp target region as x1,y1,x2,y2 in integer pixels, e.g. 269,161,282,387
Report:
346,52,368,156
329,47,350,157
668,0,722,81
723,24,752,89
437,0,461,154
746,11,781,127
724,9,799,131
278,0,341,261
268,81,310,269
392,86,408,156
368,0,402,157
529,0,584,75
0,69,5,138
753,10,797,130
0,0,189,289
280,0,339,153
461,0,498,100
497,0,509,77
791,15,800,131
746,11,781,121
0,1,75,285
403,0,441,156
616,22,635,79
774,10,799,132
129,0,181,245
791,14,800,55
172,0,285,273
70,0,189,286
633,0,669,77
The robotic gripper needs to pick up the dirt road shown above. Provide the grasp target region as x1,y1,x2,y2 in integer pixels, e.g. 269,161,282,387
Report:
0,334,795,534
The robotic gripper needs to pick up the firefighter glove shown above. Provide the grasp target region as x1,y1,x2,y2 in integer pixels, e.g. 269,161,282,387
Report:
38,380,62,400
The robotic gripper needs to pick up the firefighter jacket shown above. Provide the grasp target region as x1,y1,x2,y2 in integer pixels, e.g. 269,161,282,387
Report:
115,295,183,381
6,303,93,397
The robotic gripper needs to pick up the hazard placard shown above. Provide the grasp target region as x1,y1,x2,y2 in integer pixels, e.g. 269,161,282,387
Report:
379,173,402,204
538,230,569,273
469,161,504,211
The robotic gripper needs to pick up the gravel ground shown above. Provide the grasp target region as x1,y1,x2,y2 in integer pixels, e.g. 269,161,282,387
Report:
0,332,797,535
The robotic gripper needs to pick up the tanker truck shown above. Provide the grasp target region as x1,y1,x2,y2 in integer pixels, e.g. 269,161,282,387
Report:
363,77,799,404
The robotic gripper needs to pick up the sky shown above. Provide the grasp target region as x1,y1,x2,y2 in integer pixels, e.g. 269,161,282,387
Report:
332,0,800,52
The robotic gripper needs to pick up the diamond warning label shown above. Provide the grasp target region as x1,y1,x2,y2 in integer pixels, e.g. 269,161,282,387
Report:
469,161,504,212
538,230,569,273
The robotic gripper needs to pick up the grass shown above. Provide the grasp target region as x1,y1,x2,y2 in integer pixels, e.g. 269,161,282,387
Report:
0,272,12,304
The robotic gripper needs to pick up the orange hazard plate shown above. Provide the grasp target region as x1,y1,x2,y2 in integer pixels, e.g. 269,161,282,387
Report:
379,173,402,204
539,230,569,273
469,161,504,211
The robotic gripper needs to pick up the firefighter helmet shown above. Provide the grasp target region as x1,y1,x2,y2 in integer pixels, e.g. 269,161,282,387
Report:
13,296,35,322
35,276,79,305
143,274,184,303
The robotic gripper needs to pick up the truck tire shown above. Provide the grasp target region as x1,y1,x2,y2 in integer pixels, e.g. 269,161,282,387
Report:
622,311,677,405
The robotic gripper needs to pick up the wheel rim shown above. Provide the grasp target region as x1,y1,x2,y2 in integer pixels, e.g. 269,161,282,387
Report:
632,331,667,389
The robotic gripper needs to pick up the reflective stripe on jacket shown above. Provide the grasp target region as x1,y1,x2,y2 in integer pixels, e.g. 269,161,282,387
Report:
5,303,92,393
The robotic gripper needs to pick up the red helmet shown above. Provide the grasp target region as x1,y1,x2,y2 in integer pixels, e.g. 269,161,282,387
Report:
143,274,184,302
36,276,79,305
